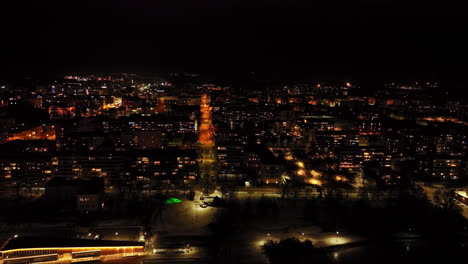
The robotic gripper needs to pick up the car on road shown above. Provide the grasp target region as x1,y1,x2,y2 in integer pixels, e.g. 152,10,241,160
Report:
200,203,207,208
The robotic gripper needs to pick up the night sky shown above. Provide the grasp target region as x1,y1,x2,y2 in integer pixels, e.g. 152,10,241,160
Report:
1,0,467,85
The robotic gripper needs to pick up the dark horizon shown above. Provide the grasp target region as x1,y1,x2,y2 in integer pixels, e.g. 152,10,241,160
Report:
1,0,467,88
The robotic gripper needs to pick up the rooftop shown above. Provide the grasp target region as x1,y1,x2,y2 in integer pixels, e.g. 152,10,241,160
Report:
2,237,144,251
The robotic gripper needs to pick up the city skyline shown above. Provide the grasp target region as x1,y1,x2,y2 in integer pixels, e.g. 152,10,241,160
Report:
1,1,467,264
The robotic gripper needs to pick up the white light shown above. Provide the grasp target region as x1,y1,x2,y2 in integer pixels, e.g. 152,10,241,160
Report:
115,232,119,235
333,252,339,259
14,234,18,238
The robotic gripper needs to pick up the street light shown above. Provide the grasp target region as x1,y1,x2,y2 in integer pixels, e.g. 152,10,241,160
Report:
115,232,119,236
14,234,18,238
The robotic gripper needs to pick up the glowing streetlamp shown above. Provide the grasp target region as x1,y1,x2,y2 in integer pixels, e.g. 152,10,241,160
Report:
296,161,305,168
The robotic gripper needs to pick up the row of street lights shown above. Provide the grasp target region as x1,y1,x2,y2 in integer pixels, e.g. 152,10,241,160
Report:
264,231,341,243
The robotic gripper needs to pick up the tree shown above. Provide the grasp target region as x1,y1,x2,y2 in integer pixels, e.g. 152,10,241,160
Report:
262,237,328,264
221,185,237,201
359,187,369,200
188,189,195,200
292,185,300,200
212,196,224,207
434,188,459,213
304,187,311,199
317,186,323,200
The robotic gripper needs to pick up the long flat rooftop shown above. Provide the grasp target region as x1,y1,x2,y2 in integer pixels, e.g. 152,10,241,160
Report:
1,237,144,251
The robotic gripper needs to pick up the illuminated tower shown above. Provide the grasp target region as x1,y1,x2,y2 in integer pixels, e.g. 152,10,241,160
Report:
197,94,217,189
102,98,107,110
156,97,166,114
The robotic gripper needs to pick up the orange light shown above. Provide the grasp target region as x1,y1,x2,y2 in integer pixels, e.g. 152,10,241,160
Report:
310,170,321,177
198,94,215,146
297,169,306,176
306,178,322,186
1,246,144,255
335,175,347,182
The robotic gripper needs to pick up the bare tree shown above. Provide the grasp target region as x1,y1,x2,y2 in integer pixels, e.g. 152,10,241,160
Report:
433,188,459,213
304,188,311,199
221,185,237,201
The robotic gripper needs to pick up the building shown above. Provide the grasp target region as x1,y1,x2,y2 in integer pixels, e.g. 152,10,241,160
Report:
246,144,285,184
0,237,144,264
416,154,463,180
337,146,391,175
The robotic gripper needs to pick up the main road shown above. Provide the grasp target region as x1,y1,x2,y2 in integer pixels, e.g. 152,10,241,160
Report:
234,186,401,200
